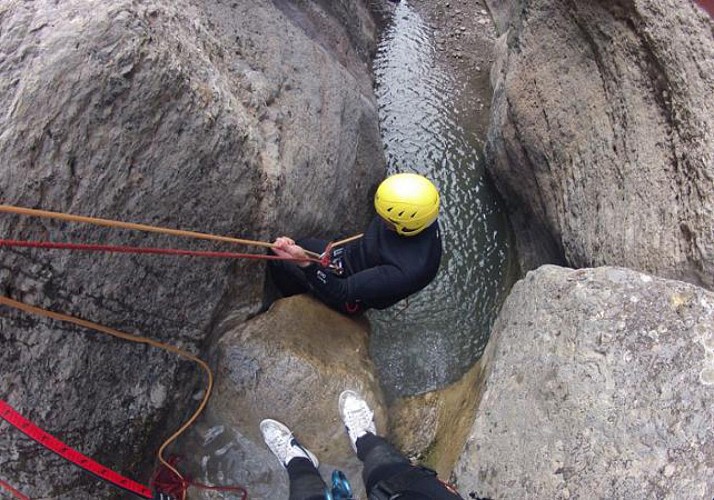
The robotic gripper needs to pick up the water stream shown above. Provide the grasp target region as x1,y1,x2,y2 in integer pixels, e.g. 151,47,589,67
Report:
368,1,516,398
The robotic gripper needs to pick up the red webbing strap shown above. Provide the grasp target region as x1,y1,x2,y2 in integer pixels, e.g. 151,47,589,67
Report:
0,400,153,499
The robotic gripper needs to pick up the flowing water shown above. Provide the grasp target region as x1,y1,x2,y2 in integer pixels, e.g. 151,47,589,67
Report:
368,1,516,398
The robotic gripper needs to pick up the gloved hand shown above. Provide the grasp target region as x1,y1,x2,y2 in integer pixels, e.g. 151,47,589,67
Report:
153,491,176,500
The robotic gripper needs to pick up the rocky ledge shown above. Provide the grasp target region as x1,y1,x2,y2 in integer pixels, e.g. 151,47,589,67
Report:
455,265,714,498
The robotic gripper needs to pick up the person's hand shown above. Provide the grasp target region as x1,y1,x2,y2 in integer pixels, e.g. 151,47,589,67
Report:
153,491,176,500
272,237,310,267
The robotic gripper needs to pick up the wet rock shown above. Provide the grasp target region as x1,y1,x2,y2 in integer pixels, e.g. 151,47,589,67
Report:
389,360,486,479
0,0,383,496
454,265,714,498
485,0,714,289
182,294,386,498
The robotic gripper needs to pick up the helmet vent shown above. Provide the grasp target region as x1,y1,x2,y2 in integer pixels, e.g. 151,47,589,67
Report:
387,207,393,212
411,212,417,218
398,211,404,216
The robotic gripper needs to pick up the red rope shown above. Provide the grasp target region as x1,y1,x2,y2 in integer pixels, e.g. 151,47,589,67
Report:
150,456,248,500
0,478,29,500
0,238,319,265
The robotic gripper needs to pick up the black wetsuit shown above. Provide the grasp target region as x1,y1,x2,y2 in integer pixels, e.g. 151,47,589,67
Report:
268,217,442,314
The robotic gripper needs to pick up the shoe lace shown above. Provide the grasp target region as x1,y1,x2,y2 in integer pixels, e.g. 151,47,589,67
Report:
267,428,292,456
345,400,373,429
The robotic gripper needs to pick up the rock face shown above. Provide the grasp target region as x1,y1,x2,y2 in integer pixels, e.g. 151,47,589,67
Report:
454,265,714,499
176,295,387,499
388,360,487,479
485,0,714,289
0,0,383,496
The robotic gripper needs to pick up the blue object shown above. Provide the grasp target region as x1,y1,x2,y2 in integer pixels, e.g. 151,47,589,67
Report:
324,470,353,500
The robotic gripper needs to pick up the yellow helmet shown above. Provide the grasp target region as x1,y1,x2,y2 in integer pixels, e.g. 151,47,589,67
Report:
374,173,440,236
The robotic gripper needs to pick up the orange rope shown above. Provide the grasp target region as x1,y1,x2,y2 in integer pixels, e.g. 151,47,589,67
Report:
0,295,211,500
0,204,322,259
330,233,363,248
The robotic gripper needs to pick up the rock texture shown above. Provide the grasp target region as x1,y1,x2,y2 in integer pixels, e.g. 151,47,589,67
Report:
176,295,387,499
485,0,714,289
0,0,383,496
388,360,486,479
455,265,714,499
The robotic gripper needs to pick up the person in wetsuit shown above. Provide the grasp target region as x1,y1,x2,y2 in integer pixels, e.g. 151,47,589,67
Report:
260,389,465,500
268,173,442,314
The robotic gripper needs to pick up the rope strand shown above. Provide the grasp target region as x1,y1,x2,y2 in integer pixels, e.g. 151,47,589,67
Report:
0,204,322,258
0,238,320,264
0,295,213,500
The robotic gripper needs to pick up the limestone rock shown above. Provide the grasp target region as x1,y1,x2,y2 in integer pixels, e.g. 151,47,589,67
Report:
485,0,714,289
178,294,386,499
455,265,714,499
389,359,486,479
0,0,383,496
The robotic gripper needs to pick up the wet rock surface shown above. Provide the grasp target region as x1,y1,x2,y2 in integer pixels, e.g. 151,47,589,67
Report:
0,0,383,496
454,265,714,499
388,360,486,479
484,0,714,288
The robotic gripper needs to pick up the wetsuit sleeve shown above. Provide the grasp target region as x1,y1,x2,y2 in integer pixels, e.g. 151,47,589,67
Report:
301,263,412,306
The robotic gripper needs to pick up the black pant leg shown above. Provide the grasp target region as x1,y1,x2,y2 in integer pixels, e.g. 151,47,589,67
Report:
287,457,327,500
357,434,465,500
356,433,412,493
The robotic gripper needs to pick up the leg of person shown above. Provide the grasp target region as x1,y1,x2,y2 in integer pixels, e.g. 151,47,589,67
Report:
357,433,464,499
260,419,327,500
266,258,311,297
338,391,464,499
287,457,328,500
297,240,365,315
338,391,409,491
355,432,412,493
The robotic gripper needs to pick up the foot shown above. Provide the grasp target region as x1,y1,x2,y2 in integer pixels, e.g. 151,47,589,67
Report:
259,419,319,468
338,390,376,452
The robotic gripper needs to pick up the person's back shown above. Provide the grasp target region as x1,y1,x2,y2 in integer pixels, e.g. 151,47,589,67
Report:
268,173,443,314
342,216,441,310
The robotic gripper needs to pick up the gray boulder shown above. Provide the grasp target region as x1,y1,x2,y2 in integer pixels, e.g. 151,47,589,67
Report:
485,0,714,289
0,0,382,496
455,265,714,499
175,294,387,499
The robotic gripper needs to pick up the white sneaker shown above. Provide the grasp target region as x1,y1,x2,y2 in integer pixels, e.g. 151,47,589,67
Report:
338,390,376,452
259,419,319,468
